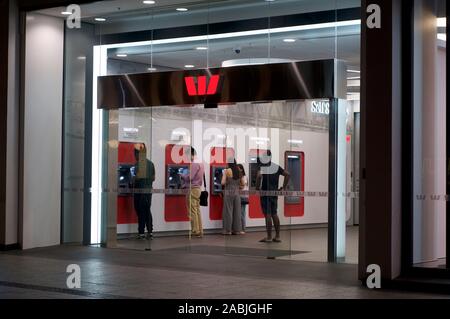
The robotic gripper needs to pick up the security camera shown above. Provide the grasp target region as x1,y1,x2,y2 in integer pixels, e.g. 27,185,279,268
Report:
234,47,242,54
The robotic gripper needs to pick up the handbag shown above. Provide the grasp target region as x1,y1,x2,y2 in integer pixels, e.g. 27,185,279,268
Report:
200,174,209,207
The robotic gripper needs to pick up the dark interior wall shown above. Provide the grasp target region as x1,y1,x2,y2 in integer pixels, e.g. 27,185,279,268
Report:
359,0,403,281
0,0,9,247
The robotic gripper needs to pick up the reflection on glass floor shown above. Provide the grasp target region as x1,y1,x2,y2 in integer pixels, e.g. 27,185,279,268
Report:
415,259,447,269
115,226,359,264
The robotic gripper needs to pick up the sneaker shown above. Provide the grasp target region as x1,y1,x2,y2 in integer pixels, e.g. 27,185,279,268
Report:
147,233,154,240
137,234,146,240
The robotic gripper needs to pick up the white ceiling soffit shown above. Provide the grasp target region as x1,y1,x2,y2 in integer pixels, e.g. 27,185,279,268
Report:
36,0,361,35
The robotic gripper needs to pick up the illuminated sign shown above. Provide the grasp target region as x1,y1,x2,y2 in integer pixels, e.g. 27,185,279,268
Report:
123,127,139,139
185,75,221,96
311,100,330,115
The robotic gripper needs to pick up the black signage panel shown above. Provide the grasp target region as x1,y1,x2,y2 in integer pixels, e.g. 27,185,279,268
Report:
97,59,345,109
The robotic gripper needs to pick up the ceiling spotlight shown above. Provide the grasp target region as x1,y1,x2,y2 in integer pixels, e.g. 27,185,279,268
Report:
184,65,195,68
143,0,156,4
196,46,208,50
116,54,128,57
61,11,72,15
95,18,106,22
283,38,296,43
176,8,188,12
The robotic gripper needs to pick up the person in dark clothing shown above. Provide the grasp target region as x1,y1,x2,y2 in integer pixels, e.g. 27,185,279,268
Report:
133,143,156,240
256,150,290,243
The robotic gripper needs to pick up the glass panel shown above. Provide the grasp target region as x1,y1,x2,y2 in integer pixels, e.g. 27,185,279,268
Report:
31,0,362,262
222,102,295,258
62,20,96,244
336,0,361,265
285,100,330,262
412,0,447,269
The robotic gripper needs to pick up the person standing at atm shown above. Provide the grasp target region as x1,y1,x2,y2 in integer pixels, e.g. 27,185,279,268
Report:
133,144,156,240
237,164,249,234
221,159,243,235
256,150,290,243
182,147,205,238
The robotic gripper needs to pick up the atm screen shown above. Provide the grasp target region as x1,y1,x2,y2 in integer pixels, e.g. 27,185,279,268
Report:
118,164,134,195
167,165,189,191
212,167,226,195
249,156,260,190
286,154,302,204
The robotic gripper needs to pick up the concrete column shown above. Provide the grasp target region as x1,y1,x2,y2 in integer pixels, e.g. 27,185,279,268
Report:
359,0,403,281
0,0,8,248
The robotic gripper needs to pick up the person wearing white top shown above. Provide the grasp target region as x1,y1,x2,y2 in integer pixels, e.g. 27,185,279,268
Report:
238,164,249,233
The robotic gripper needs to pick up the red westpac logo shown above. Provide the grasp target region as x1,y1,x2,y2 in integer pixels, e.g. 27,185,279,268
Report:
184,75,221,96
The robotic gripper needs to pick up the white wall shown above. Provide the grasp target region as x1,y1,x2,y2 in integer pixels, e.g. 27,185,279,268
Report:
22,13,64,249
412,11,447,263
116,106,329,234
435,46,446,259
5,0,19,246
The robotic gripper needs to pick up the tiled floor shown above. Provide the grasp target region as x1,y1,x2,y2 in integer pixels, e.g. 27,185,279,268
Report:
0,243,449,299
116,226,359,264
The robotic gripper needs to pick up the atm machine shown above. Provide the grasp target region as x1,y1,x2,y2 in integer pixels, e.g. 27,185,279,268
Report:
248,149,266,219
167,166,189,191
117,142,138,225
284,151,305,217
209,147,235,220
164,144,190,222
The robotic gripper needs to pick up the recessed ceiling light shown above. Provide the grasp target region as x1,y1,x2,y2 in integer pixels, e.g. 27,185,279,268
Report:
437,17,446,27
184,65,195,68
61,11,72,15
347,69,360,73
283,38,296,43
176,8,188,12
117,54,128,57
77,56,87,60
95,18,106,22
196,46,208,50
265,0,276,2
438,33,447,41
143,0,156,4
288,139,304,144
148,67,157,71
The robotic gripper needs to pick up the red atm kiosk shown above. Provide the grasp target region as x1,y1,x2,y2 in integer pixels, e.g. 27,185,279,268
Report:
284,151,305,217
209,147,235,221
117,142,138,225
164,144,190,222
248,149,266,219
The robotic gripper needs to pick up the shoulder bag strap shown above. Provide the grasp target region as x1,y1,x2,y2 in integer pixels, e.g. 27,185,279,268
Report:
203,173,207,190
